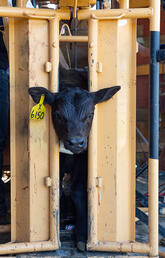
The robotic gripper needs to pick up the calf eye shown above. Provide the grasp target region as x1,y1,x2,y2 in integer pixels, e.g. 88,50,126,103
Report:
87,113,94,120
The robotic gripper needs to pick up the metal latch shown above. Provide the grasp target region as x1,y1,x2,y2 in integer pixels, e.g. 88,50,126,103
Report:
45,176,52,187
96,176,102,188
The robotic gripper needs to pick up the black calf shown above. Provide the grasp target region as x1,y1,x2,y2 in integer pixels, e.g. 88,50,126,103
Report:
28,83,120,251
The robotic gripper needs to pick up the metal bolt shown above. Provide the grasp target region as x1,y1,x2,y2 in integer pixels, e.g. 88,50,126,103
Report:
89,41,94,48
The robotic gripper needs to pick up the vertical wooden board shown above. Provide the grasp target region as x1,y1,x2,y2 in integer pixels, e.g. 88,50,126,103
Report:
97,20,118,241
116,19,136,241
9,18,17,242
96,19,136,242
10,18,50,243
11,18,30,242
28,19,50,241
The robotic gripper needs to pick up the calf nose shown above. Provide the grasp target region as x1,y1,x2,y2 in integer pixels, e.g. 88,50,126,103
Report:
67,137,85,148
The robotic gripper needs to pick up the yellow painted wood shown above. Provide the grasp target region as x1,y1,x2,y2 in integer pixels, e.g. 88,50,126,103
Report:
9,18,50,242
9,17,17,242
28,19,50,242
10,18,30,242
88,18,136,243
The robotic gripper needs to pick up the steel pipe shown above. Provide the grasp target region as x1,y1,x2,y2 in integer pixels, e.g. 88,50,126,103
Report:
0,241,58,255
88,18,98,246
87,241,150,253
148,159,159,257
0,6,70,20
148,0,160,257
150,0,160,31
78,8,153,20
49,17,60,246
59,35,88,42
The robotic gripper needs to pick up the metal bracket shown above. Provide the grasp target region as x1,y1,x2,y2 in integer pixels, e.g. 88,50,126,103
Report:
45,176,52,187
96,176,102,187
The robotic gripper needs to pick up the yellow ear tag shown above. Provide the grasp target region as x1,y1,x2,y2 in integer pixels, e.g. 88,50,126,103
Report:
30,95,46,120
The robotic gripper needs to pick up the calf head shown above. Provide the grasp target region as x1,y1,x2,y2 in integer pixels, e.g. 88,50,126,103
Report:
28,86,120,154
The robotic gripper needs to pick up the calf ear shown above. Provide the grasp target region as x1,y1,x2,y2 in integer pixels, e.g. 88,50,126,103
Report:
91,86,121,105
28,87,57,105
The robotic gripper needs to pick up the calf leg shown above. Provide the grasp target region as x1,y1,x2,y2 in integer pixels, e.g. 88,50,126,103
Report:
71,188,87,251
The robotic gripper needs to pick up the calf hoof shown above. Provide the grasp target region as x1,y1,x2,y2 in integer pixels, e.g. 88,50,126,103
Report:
77,241,86,252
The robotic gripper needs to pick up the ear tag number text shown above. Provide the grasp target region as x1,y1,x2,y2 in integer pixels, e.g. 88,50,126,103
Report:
30,95,46,120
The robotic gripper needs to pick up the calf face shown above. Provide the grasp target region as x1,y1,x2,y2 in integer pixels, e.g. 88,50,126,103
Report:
28,86,120,154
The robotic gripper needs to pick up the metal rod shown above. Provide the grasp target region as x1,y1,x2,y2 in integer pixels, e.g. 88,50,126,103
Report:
88,18,98,246
73,18,78,69
87,241,150,253
148,0,160,257
0,7,152,20
0,241,58,255
78,8,153,20
148,159,159,257
0,7,70,20
59,35,88,42
49,17,60,246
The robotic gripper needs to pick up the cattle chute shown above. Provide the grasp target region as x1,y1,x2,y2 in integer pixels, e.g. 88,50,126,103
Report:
0,0,160,256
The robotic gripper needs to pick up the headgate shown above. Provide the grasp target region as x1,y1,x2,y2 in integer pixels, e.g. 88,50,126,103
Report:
0,0,161,257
